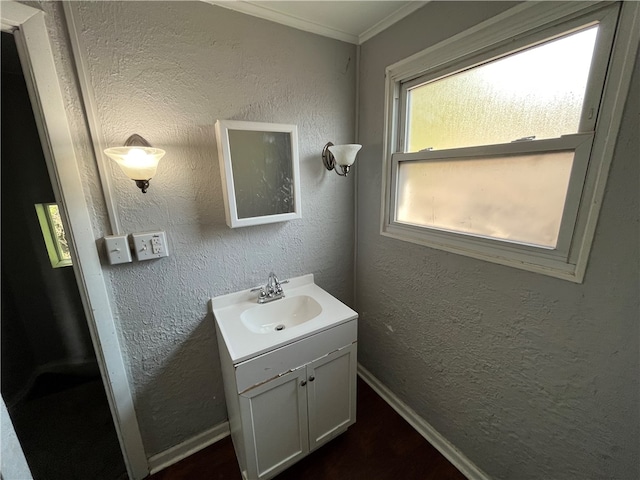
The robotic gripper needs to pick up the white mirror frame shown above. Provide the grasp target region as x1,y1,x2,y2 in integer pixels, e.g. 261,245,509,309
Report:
215,120,301,228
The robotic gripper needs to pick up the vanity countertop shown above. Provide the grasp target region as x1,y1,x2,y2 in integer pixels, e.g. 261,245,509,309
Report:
211,274,358,364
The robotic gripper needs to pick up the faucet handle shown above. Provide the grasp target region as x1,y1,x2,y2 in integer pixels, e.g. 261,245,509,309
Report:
251,286,268,299
275,279,288,294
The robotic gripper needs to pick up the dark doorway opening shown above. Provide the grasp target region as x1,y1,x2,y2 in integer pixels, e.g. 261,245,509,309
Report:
1,31,127,480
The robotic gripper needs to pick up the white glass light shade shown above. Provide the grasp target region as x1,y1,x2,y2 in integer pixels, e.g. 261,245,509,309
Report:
328,144,362,166
103,146,165,180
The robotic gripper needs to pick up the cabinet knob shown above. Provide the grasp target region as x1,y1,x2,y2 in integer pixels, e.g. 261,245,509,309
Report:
309,376,315,382
300,380,307,387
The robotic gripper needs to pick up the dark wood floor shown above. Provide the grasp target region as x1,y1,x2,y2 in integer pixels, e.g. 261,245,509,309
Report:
150,377,466,480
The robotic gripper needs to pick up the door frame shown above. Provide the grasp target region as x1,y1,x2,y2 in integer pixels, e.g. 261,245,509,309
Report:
0,2,148,478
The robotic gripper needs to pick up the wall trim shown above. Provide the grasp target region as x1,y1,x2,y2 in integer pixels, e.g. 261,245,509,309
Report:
62,2,121,235
357,365,491,480
148,422,230,475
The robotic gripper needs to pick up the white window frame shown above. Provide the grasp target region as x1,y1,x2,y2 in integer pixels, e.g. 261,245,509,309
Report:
380,1,640,283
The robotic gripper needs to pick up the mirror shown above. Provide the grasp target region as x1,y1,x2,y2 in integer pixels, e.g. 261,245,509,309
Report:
215,120,302,228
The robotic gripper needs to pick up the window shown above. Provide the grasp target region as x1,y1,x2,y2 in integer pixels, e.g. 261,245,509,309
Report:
381,2,639,282
402,26,599,153
35,203,72,268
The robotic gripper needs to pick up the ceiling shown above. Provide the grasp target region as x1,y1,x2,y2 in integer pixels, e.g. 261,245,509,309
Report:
205,1,428,45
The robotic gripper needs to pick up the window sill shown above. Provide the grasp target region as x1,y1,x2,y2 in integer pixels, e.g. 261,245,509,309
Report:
381,224,583,283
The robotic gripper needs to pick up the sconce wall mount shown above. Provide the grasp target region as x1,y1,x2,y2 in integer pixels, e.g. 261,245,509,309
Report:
104,134,165,193
322,142,362,177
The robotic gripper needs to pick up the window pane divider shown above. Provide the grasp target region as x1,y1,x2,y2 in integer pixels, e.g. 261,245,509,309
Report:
393,133,593,162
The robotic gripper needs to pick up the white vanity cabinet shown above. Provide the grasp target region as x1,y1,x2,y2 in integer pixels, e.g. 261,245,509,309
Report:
216,319,357,480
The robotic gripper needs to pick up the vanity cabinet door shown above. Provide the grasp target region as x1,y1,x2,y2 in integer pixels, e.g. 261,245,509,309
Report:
239,366,309,480
307,343,357,451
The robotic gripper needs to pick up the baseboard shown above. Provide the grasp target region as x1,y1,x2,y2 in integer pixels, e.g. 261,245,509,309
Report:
148,421,230,475
357,364,491,480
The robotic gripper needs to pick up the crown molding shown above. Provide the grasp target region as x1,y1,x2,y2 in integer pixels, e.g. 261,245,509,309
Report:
205,1,359,44
204,1,429,45
359,1,428,44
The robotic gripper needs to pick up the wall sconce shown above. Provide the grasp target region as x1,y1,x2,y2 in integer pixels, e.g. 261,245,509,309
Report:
103,134,165,193
321,142,362,177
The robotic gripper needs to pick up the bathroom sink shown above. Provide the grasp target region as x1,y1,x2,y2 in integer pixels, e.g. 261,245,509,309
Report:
211,274,357,363
240,295,323,334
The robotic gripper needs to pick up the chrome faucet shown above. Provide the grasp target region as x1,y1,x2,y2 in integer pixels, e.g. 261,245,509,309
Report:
251,272,288,304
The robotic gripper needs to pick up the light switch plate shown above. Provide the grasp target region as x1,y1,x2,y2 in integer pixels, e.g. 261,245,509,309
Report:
132,231,169,261
104,235,132,265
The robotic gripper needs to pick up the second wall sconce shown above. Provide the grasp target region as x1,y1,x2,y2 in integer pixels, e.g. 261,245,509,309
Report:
104,134,165,193
322,142,362,177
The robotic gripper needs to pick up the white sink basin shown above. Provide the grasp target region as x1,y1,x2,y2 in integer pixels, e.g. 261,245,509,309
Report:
241,295,322,334
211,274,357,363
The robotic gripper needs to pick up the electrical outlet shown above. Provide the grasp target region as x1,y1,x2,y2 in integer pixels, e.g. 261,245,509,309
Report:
104,235,132,265
151,237,162,255
132,231,169,261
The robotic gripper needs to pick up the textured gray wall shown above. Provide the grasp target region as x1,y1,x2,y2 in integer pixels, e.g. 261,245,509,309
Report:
356,2,639,479
36,1,356,457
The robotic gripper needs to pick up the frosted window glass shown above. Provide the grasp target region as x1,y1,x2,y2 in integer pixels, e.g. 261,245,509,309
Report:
406,27,598,152
395,152,575,247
